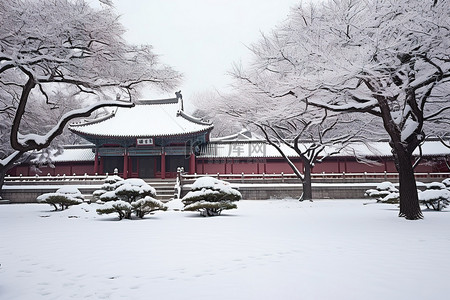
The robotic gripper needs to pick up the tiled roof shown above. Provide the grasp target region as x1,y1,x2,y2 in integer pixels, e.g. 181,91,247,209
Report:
69,98,213,138
30,146,96,163
52,147,95,162
44,140,449,162
198,141,450,158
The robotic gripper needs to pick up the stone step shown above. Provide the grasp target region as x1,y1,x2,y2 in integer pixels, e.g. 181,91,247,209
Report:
144,179,177,201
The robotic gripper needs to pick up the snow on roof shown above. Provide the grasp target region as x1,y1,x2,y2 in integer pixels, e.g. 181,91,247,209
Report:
210,129,264,142
48,140,448,162
50,147,95,162
69,98,213,138
198,140,450,159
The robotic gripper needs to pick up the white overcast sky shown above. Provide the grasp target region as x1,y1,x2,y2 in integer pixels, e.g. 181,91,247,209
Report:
111,0,301,102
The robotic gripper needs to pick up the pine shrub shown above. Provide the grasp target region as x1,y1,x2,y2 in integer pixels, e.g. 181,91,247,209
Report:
95,178,165,220
182,177,241,217
37,186,84,211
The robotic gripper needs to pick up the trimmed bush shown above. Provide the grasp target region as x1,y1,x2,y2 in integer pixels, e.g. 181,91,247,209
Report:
96,200,132,220
92,175,124,203
182,177,241,217
419,188,450,211
365,179,450,211
37,186,84,211
132,196,168,218
426,182,446,190
99,191,119,202
364,181,399,203
114,178,156,202
442,178,450,188
95,178,165,220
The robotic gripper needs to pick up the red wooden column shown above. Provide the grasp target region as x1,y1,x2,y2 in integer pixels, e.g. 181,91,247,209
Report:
94,148,99,175
99,157,104,175
161,151,166,179
189,152,196,174
123,150,128,179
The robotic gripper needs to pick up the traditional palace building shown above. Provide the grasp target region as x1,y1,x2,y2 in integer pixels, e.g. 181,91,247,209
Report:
67,96,213,179
7,96,450,178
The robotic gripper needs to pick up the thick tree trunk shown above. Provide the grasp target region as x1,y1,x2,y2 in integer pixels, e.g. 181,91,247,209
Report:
394,148,423,220
301,159,313,201
0,170,5,199
374,90,423,220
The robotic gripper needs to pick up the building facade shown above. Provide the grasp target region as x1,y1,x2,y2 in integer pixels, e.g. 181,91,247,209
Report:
6,97,450,178
67,96,213,179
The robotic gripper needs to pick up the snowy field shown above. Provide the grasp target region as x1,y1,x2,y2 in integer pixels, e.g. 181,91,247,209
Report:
1,199,449,300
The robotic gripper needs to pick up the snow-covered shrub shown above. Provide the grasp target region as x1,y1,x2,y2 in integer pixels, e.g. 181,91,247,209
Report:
418,179,450,211
92,175,124,202
379,192,400,204
442,178,450,188
132,196,168,218
96,200,132,220
37,186,84,211
365,180,450,211
426,182,446,190
104,175,124,185
99,191,119,202
376,181,398,192
114,178,157,202
93,189,107,202
419,188,450,211
95,178,166,220
364,182,399,203
182,177,241,217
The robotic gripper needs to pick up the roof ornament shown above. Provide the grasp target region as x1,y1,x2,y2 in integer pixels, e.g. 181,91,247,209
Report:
175,90,183,112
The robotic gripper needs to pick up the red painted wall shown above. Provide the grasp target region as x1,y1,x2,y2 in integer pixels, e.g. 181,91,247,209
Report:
7,162,94,177
265,160,294,174
7,155,447,178
230,160,259,174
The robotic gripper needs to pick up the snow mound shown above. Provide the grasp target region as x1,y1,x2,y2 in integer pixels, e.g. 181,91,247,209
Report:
191,176,241,197
442,178,450,187
426,182,446,190
375,181,398,192
114,178,157,196
419,189,450,201
55,186,84,198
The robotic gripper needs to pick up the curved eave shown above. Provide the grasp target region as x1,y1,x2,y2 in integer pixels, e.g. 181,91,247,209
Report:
68,97,214,139
69,112,116,128
177,110,213,126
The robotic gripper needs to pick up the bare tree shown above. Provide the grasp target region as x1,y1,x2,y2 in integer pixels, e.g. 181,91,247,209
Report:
232,0,449,219
0,0,181,191
191,90,242,138
220,89,383,201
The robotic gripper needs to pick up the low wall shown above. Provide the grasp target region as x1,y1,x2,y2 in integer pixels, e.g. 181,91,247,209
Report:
3,182,377,203
1,185,101,203
181,183,379,200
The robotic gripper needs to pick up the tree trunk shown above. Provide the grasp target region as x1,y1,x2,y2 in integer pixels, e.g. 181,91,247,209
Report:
0,170,5,199
0,151,25,198
301,158,313,201
395,148,423,220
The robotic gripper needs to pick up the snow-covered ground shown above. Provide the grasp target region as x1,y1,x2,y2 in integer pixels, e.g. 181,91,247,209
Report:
1,199,449,300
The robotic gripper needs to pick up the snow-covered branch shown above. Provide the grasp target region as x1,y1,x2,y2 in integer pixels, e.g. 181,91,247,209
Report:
12,100,134,152
0,0,181,182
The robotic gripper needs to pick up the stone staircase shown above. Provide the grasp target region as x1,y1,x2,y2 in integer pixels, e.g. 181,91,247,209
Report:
144,179,177,202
